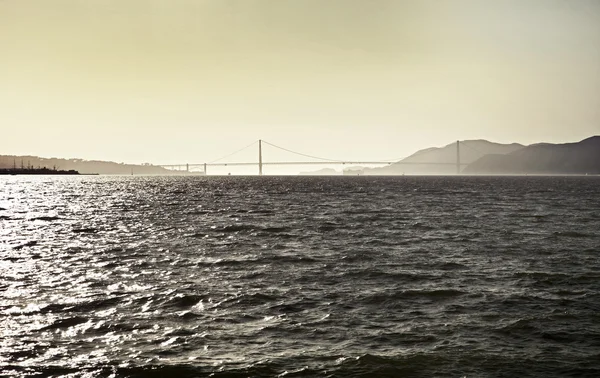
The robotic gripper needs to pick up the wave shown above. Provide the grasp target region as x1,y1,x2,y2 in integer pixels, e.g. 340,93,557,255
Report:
13,241,38,250
552,231,594,238
197,224,295,235
164,294,209,308
29,216,61,221
362,289,467,307
39,316,88,331
72,227,99,233
513,271,600,286
342,269,431,282
35,297,124,314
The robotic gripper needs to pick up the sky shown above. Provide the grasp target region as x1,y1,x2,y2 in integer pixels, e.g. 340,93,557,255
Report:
1,0,599,171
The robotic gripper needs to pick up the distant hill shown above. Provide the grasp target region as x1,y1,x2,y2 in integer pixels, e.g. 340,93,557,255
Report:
299,168,341,176
464,136,600,175
364,140,524,175
0,155,176,175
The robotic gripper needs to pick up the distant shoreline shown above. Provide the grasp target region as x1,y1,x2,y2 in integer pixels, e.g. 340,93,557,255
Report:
0,168,81,175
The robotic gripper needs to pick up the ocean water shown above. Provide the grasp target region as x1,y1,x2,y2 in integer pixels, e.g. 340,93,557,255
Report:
1,175,599,377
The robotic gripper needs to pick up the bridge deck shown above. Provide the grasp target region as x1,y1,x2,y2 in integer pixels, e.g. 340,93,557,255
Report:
160,161,469,168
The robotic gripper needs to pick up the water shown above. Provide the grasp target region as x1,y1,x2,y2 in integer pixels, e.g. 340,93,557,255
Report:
1,176,599,377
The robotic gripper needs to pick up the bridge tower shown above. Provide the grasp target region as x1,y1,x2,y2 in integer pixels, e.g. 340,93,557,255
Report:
456,140,460,175
259,139,263,176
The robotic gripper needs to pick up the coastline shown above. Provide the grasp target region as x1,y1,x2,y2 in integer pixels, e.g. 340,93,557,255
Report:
0,168,81,175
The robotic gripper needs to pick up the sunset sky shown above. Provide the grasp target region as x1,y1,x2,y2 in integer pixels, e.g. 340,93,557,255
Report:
1,0,599,168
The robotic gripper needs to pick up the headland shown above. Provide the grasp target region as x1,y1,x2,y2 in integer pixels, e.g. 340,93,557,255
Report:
0,167,80,175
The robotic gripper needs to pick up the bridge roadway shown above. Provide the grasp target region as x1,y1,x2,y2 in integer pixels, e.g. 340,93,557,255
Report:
158,139,468,174
160,161,469,168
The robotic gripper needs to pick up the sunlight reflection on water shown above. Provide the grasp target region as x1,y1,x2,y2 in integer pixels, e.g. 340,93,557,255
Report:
1,175,600,377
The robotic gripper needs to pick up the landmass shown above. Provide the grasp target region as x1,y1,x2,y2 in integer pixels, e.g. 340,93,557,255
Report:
366,140,524,175
302,140,524,175
4,136,598,176
0,167,80,175
0,156,177,175
464,136,600,175
299,168,340,176
300,136,599,176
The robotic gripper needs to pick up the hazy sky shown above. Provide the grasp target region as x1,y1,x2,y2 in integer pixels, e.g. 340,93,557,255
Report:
1,0,599,168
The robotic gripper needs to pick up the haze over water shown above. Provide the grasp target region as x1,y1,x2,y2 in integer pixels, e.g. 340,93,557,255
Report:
2,175,599,377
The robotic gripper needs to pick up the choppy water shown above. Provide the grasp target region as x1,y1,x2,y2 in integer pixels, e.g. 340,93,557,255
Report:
1,176,600,377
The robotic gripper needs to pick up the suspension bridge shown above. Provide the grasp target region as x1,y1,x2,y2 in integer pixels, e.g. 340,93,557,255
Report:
157,139,481,176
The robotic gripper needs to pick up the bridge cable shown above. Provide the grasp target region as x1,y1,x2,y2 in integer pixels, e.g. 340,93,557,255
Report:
458,141,486,156
208,140,258,163
377,140,485,164
377,154,411,163
261,140,346,163
380,144,449,164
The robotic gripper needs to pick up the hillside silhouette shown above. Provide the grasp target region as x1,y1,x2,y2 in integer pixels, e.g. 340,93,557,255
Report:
464,136,600,174
0,155,175,175
299,168,340,176
364,140,524,175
